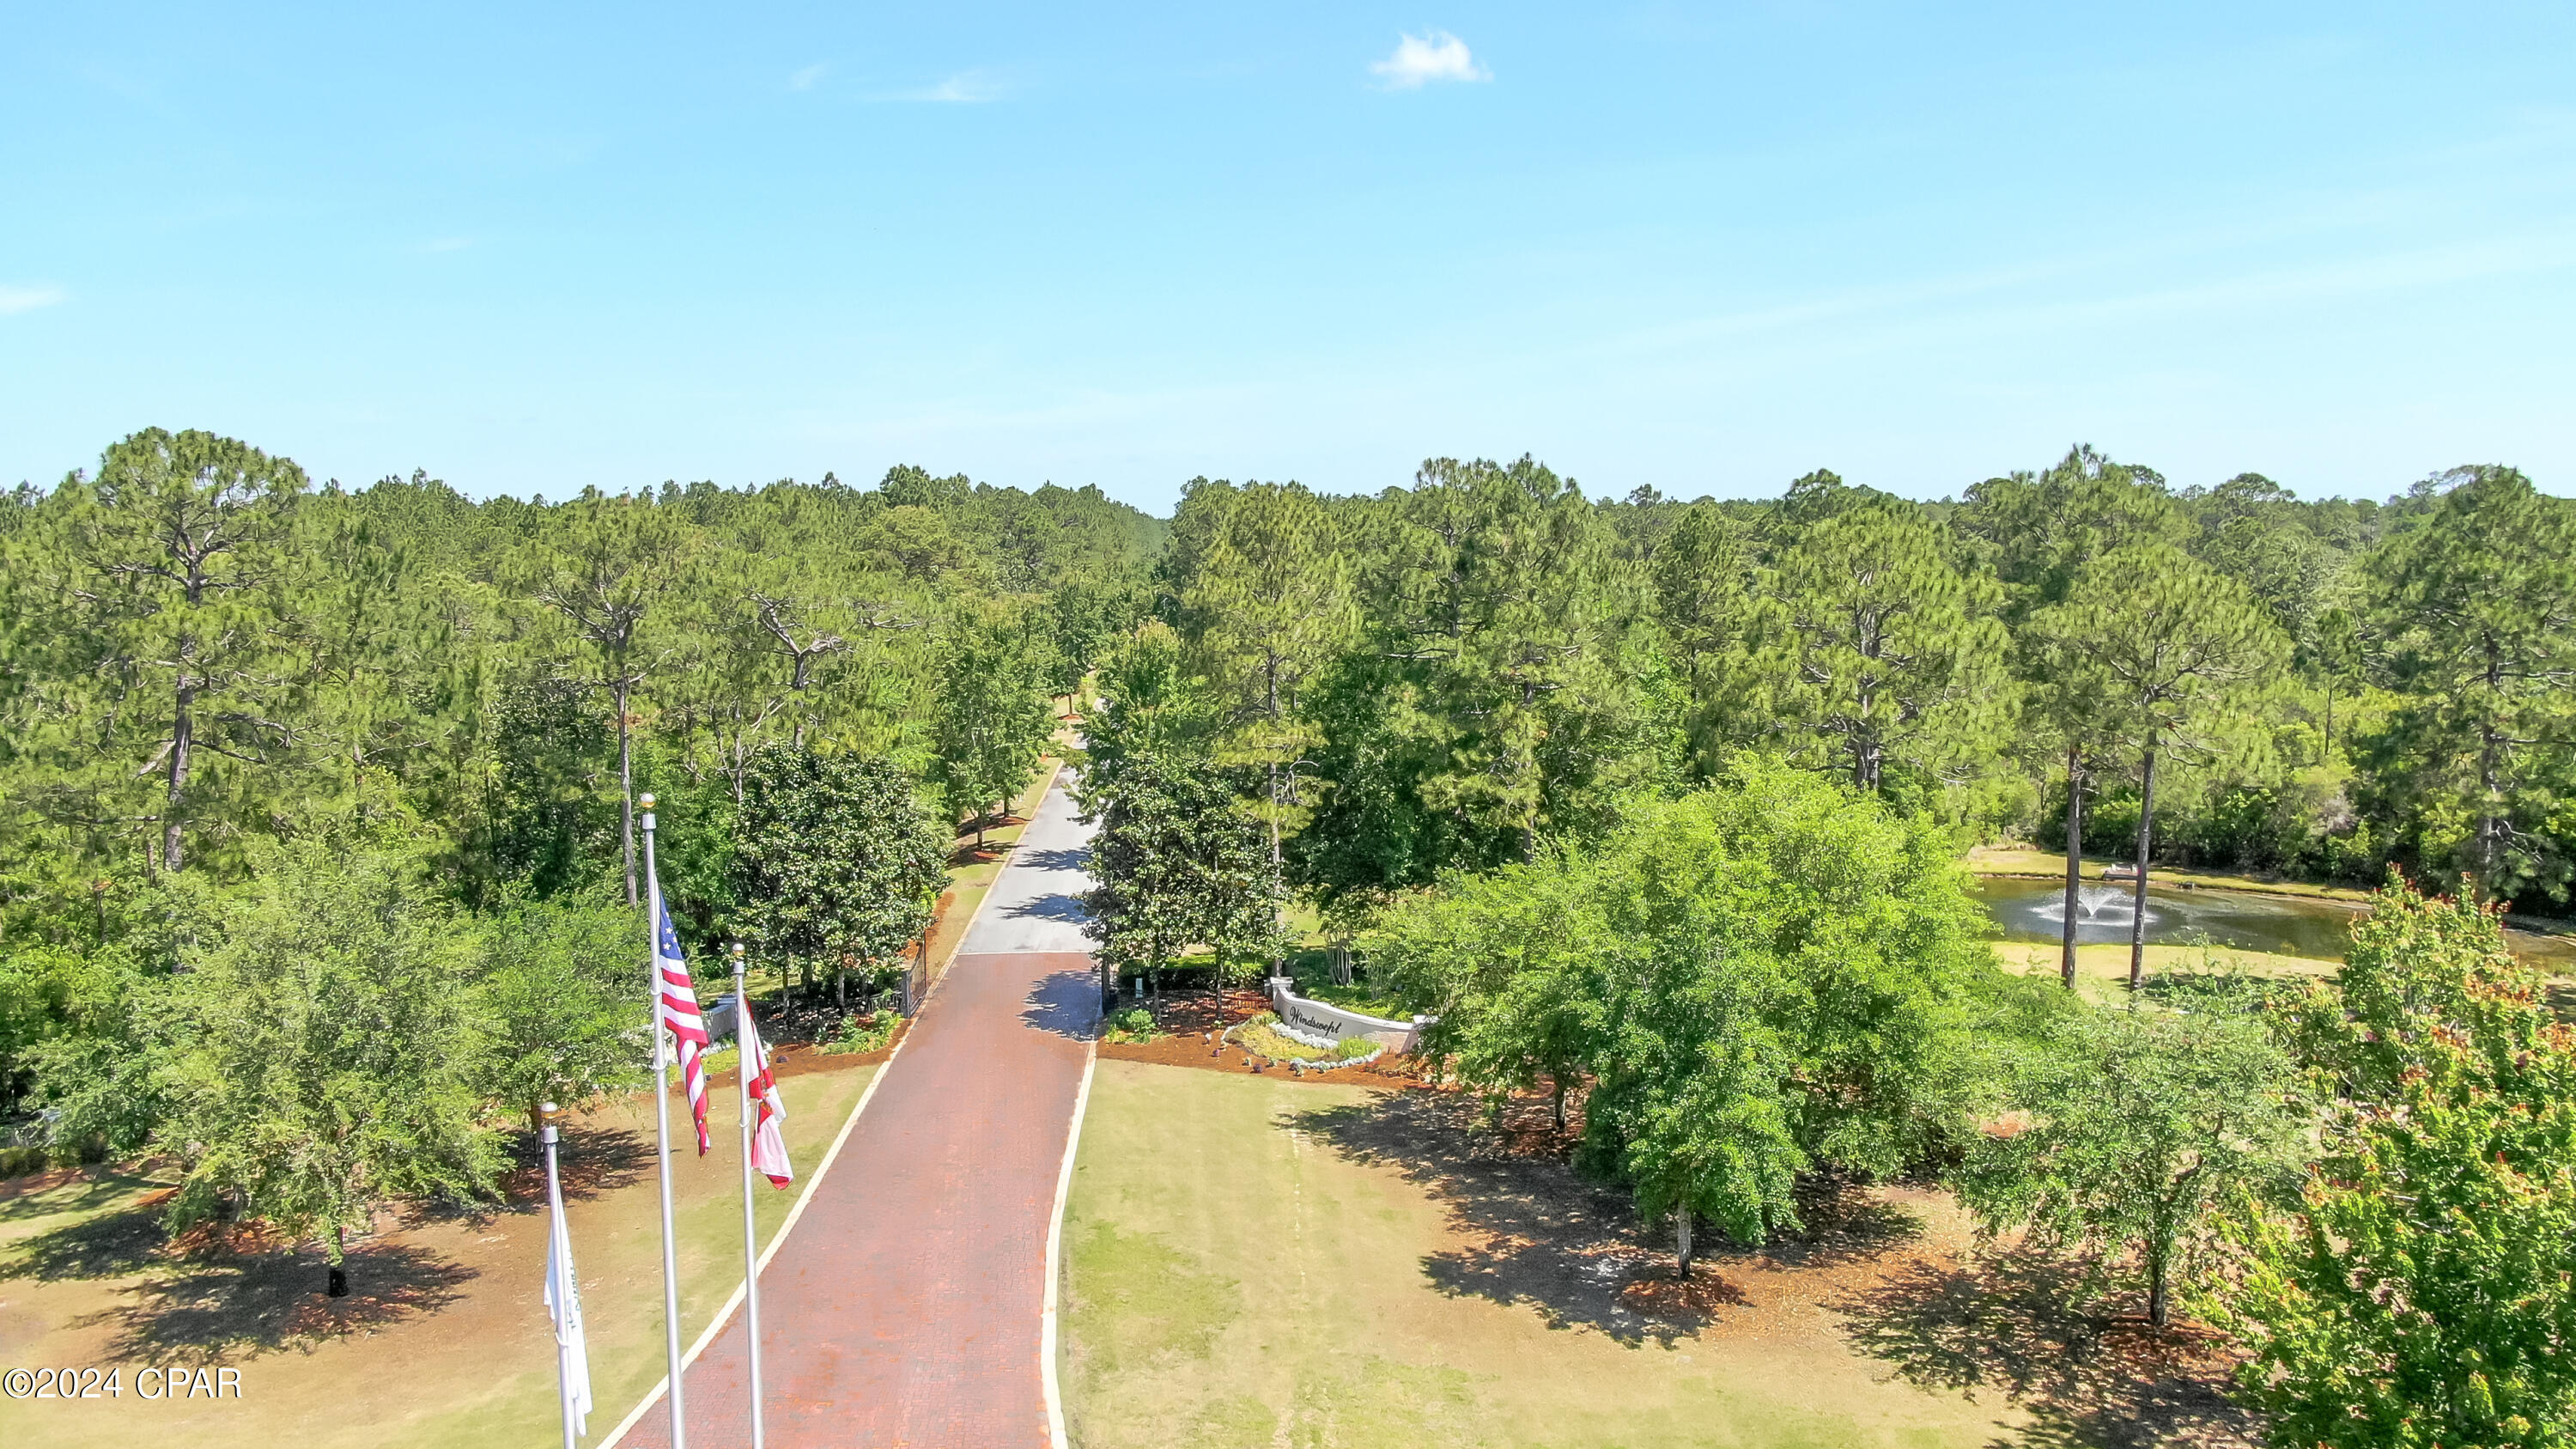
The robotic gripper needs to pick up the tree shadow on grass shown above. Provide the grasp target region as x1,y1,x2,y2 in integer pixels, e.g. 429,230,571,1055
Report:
76,1239,477,1367
0,1170,167,1224
1827,1245,2258,1449
2,1203,172,1282
1296,1090,1922,1346
8,1200,476,1367
478,1123,653,1221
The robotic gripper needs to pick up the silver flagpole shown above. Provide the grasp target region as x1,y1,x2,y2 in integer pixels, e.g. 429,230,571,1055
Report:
733,944,767,1449
543,1105,577,1449
641,795,689,1449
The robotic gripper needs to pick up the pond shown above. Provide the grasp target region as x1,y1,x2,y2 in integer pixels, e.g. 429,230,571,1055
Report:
1974,875,2362,959
1975,874,2576,966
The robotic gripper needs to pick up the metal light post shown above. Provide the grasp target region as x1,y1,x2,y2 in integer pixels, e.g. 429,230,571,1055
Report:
641,794,689,1449
732,942,769,1449
541,1102,580,1449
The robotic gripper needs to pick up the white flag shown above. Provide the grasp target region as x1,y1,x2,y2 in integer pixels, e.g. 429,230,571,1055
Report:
544,1173,594,1432
743,1008,793,1188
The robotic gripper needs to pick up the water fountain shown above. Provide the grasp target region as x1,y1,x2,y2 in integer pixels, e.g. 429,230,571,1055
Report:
2030,884,2152,930
1977,874,2361,958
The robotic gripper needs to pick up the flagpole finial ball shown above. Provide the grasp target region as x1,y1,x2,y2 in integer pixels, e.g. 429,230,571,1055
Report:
637,792,655,810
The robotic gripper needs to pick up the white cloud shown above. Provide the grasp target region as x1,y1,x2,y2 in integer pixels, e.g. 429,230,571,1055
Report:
882,70,1005,104
1370,31,1488,89
0,284,66,316
422,237,473,253
788,63,828,92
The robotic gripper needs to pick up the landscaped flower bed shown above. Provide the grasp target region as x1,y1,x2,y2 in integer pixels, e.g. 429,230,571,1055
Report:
1226,1013,1384,1069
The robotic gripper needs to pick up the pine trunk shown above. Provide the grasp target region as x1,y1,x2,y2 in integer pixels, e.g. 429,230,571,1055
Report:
164,679,193,874
617,679,637,907
2061,747,2083,989
2130,740,2157,991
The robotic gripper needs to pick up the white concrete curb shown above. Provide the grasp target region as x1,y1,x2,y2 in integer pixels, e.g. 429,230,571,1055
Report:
1042,1044,1098,1449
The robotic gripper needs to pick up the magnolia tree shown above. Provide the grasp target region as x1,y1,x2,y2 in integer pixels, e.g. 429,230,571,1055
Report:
1078,751,1283,1013
730,745,947,1010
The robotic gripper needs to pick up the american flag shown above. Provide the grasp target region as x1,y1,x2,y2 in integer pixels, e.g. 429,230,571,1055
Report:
653,899,713,1154
741,1006,793,1188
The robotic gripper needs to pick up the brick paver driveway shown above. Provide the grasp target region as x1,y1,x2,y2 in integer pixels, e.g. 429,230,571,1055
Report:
621,773,1099,1448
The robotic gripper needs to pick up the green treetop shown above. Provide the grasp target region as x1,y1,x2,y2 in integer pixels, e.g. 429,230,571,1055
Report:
1757,501,2013,794
2224,876,2576,1446
1179,480,1355,865
2029,540,2286,988
53,429,312,876
729,744,948,1009
2366,466,2576,902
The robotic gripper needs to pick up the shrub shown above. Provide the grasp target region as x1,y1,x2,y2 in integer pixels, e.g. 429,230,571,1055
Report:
829,1010,902,1055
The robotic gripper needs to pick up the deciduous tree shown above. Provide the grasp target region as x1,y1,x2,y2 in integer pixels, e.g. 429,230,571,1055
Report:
1959,1004,2301,1326
2222,876,2576,1445
930,623,1054,845
162,841,496,1295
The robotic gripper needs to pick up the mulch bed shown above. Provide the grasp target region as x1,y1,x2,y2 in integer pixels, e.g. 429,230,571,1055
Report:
1097,988,1435,1088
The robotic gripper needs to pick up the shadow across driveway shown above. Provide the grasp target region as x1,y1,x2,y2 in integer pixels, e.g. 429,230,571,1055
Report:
1019,965,1103,1041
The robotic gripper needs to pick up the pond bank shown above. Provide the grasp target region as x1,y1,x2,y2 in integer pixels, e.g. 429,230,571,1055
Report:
1967,845,2576,965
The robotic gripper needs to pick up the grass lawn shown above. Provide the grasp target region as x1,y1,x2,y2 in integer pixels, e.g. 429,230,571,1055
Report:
1991,940,2341,1006
1059,1060,2178,1449
3,1059,878,1449
1962,845,2374,902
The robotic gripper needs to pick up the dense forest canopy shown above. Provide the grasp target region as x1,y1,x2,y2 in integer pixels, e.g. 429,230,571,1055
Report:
5,428,2573,1195
1132,453,2574,926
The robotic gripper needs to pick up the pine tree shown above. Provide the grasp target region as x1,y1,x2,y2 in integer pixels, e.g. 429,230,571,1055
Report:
2032,542,2284,988
2368,466,2576,902
1759,502,2013,793
519,494,696,904
1179,481,1354,868
1652,502,1765,778
56,429,310,874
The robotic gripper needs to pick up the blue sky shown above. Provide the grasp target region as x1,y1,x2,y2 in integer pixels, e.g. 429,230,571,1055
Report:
4,3,2571,512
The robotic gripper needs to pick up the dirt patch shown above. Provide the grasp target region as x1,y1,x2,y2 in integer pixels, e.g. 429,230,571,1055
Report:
1292,1083,2256,1446
1834,1245,2259,1449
